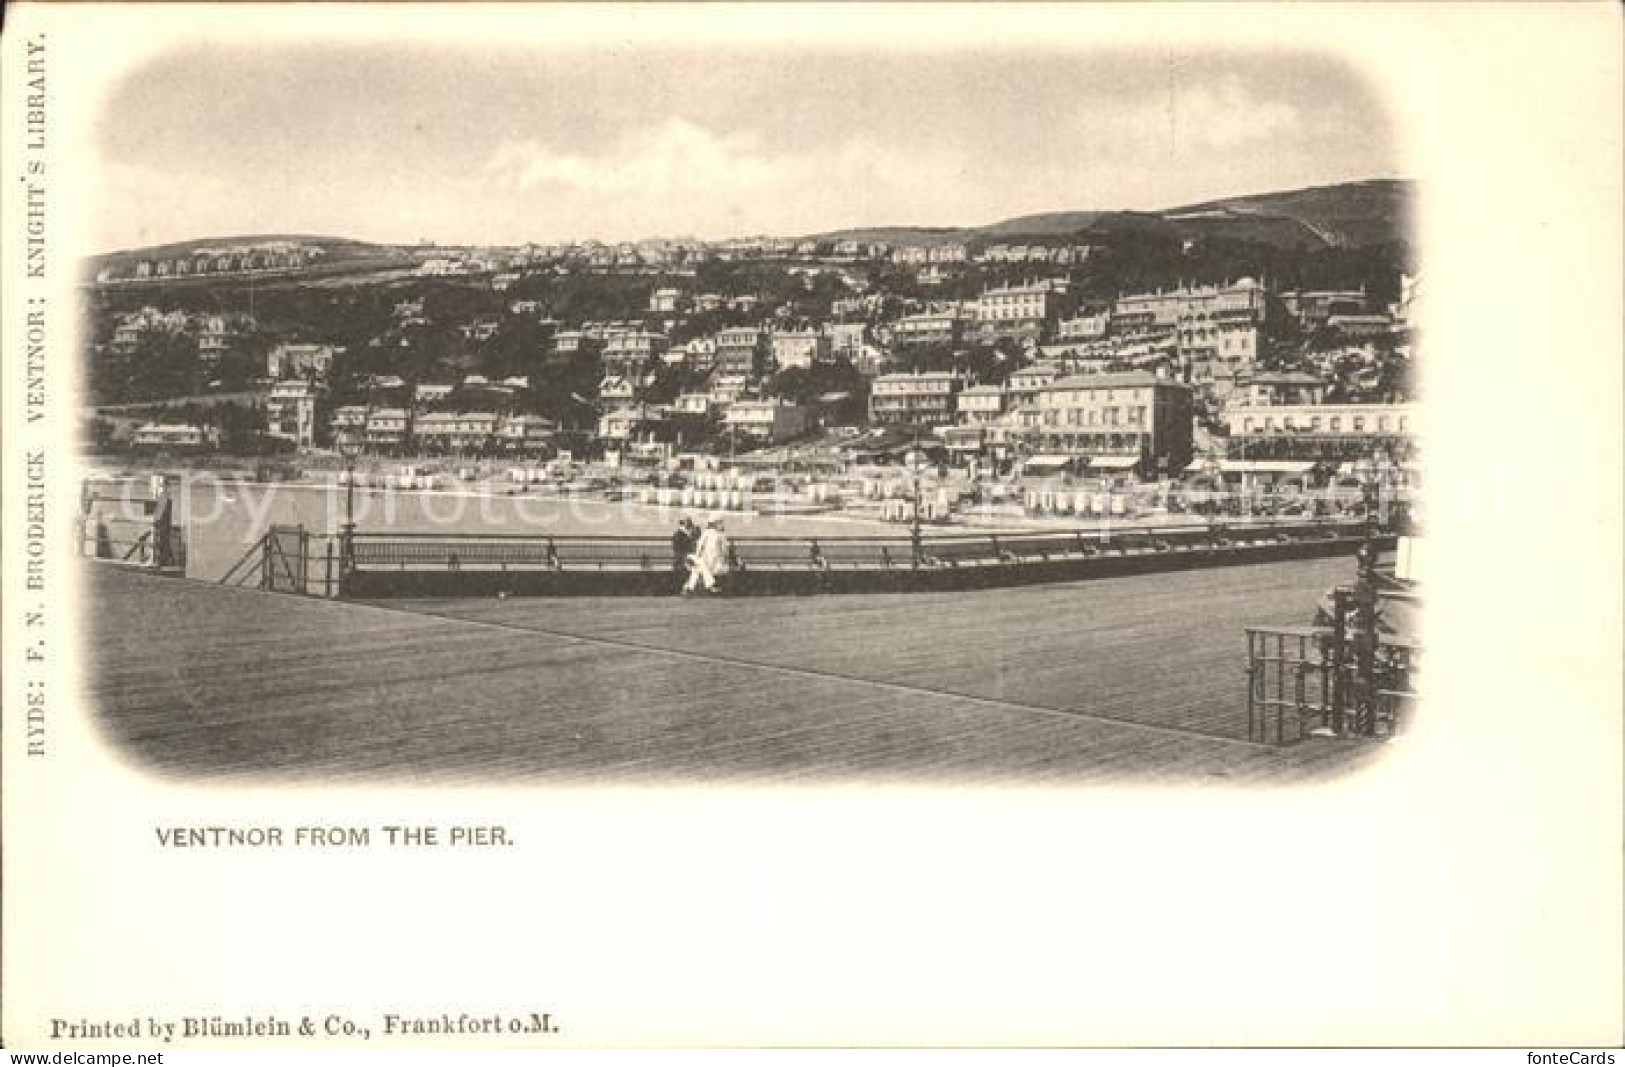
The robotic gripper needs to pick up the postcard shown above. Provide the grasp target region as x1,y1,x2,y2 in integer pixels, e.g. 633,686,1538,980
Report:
2,2,1619,1048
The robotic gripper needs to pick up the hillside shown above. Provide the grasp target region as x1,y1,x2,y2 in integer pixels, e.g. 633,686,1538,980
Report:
810,178,1413,251
806,210,1179,250
86,234,405,279
91,178,1414,267
1160,179,1415,249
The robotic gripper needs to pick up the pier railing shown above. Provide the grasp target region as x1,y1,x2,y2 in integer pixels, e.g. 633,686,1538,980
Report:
214,517,1380,598
219,525,341,597
1245,625,1422,744
346,518,1367,574
80,515,188,574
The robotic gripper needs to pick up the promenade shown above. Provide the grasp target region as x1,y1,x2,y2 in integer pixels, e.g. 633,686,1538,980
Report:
85,557,1378,784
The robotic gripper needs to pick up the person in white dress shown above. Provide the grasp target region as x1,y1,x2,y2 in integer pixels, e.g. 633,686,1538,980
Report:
683,517,730,594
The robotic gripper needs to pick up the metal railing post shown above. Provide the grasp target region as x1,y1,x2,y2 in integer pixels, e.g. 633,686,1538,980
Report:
1330,588,1349,734
1355,543,1380,736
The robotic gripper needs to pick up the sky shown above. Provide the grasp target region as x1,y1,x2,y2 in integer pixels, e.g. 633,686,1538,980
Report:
95,44,1398,251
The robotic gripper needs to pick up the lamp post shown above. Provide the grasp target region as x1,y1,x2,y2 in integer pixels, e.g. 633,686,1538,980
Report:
904,447,928,569
1202,450,1225,536
1348,450,1395,736
338,440,357,588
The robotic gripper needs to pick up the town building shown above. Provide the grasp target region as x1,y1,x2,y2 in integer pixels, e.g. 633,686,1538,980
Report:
723,399,810,444
1056,312,1111,343
413,411,500,454
939,424,988,464
649,287,686,314
131,423,215,450
331,406,369,451
461,319,502,343
1325,313,1396,338
1006,360,1064,409
850,345,895,379
715,327,770,377
710,374,752,403
196,314,251,367
976,282,1066,342
1030,371,1195,477
955,383,1008,425
414,382,456,408
266,343,336,381
265,380,327,449
827,322,869,362
670,337,717,370
497,413,558,455
602,330,670,375
552,330,604,362
598,375,639,411
364,408,411,453
596,403,668,446
673,393,722,418
890,310,967,351
1224,402,1419,461
869,371,962,428
1279,288,1369,328
1113,279,1267,337
770,329,832,371
1177,317,1261,385
1226,371,1328,409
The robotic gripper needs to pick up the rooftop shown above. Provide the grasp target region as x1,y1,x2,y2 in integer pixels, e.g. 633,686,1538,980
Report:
1044,371,1187,391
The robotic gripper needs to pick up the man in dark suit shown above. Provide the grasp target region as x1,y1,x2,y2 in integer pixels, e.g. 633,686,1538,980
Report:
671,517,697,594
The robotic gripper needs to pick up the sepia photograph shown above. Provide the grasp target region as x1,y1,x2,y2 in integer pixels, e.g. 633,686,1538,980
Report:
77,41,1420,785
2,1,1619,1050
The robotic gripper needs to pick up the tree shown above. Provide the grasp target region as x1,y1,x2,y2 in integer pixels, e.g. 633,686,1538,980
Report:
761,358,866,408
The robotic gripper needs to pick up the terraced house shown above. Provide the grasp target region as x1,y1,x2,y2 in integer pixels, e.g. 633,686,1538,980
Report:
1225,401,1418,462
496,413,558,456
413,411,499,454
869,371,961,428
1112,278,1267,339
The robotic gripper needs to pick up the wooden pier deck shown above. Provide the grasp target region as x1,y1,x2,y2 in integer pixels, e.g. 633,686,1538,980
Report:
84,558,1382,784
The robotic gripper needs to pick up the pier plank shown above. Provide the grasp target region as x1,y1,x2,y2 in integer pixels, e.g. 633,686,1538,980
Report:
85,560,1376,784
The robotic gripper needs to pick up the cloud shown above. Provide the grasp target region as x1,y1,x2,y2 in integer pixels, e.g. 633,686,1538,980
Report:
1173,76,1311,151
475,119,948,237
484,118,794,197
1073,74,1325,163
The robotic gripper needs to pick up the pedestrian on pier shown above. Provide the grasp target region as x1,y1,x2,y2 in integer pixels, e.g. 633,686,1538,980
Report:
684,517,730,595
151,482,175,569
672,517,698,593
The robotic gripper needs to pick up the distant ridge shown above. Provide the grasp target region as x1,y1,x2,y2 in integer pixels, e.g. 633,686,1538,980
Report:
86,234,403,277
1161,179,1414,249
93,178,1414,263
807,178,1414,251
